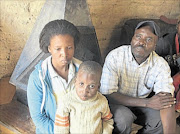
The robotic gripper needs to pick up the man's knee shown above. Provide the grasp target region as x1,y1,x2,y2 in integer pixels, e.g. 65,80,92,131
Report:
135,107,163,134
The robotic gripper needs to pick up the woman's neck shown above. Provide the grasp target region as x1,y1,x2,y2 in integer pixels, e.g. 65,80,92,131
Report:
52,61,69,82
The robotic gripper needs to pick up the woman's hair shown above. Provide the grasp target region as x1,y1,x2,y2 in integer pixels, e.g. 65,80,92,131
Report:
39,19,80,53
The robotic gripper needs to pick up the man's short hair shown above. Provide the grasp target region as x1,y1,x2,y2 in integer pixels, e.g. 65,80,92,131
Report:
135,21,160,37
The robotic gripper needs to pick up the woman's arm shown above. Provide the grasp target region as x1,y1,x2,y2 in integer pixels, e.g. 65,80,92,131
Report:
27,71,54,133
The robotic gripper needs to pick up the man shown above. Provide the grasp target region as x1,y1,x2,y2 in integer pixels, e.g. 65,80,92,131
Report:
100,21,176,134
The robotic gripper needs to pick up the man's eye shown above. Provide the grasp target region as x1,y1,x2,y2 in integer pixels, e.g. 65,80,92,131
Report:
146,38,152,43
89,85,95,89
136,35,141,39
56,48,61,51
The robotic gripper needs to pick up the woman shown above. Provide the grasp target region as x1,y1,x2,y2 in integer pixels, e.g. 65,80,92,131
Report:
27,19,81,133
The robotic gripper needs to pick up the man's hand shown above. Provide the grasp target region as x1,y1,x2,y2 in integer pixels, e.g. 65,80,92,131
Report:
146,92,176,110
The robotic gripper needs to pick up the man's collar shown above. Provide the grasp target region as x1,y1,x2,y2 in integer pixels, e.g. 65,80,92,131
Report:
128,46,153,67
128,46,134,62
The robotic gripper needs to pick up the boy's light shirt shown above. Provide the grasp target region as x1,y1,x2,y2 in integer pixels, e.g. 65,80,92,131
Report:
54,89,114,134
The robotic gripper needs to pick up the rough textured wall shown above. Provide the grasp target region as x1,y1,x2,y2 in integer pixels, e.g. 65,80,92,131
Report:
87,0,180,57
0,0,180,79
0,0,45,79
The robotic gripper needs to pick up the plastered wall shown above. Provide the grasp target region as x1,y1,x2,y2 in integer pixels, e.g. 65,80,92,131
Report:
0,0,45,79
0,0,180,79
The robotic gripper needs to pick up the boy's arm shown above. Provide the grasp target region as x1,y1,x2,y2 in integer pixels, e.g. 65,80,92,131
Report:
102,99,114,134
54,103,70,134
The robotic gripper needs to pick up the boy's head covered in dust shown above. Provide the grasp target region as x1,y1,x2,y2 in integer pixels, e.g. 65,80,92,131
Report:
75,61,102,101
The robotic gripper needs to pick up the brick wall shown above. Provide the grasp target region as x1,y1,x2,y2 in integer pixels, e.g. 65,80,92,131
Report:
0,0,180,79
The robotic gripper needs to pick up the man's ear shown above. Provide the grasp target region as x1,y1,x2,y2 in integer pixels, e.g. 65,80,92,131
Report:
154,44,157,50
155,35,158,43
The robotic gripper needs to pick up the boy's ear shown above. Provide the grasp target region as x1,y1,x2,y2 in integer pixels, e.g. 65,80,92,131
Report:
98,83,101,89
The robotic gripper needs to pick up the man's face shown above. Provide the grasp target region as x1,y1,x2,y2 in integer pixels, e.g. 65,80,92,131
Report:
131,26,158,64
75,71,100,101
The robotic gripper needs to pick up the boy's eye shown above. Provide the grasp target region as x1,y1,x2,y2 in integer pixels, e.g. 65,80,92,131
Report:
79,82,84,86
89,85,95,89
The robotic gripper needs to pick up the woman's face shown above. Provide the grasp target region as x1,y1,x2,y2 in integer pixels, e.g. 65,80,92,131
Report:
48,34,75,67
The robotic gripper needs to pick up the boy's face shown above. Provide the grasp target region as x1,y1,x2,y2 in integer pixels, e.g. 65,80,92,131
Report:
75,70,100,101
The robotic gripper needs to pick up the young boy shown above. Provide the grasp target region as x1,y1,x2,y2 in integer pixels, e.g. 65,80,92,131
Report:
54,61,114,134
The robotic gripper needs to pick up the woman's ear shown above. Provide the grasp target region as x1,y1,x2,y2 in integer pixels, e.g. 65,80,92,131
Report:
74,74,77,83
48,45,51,53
